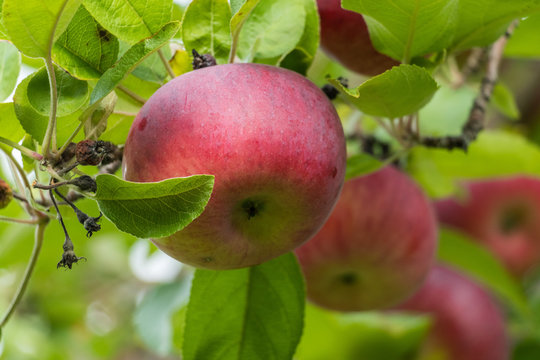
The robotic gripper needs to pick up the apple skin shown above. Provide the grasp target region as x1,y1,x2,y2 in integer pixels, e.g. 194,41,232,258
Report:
123,63,347,270
317,0,399,76
435,176,540,277
295,166,437,311
396,265,509,360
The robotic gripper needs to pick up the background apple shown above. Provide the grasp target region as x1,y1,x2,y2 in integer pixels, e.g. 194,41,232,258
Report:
317,0,399,76
396,265,509,360
435,176,540,277
295,166,437,311
123,63,347,270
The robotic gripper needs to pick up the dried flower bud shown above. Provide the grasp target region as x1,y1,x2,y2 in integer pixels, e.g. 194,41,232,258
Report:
69,176,97,192
76,140,102,165
0,179,13,209
192,49,217,70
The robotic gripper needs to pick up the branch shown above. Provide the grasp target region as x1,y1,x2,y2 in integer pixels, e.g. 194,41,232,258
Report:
0,219,48,328
419,20,519,151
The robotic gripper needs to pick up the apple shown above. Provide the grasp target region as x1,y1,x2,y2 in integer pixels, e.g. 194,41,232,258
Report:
396,265,509,360
435,176,540,277
295,166,437,311
122,63,347,270
317,0,399,76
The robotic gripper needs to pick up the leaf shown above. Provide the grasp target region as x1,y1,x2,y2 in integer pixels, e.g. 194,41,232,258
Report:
53,5,119,80
183,252,305,360
132,45,171,83
13,68,85,144
181,0,232,64
345,154,383,180
342,0,457,63
98,112,135,144
278,0,319,75
83,91,117,140
491,82,520,120
2,0,81,58
169,49,192,76
407,130,540,198
437,228,531,319
229,0,260,61
134,278,191,356
27,66,89,117
82,0,173,44
0,41,19,102
0,0,8,40
237,0,306,62
330,64,439,118
343,0,540,62
90,21,180,105
0,103,25,144
94,174,214,239
295,305,431,360
505,13,540,58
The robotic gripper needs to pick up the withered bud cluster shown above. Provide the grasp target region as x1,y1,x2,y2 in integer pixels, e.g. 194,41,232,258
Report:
0,178,13,209
76,140,116,166
192,49,217,70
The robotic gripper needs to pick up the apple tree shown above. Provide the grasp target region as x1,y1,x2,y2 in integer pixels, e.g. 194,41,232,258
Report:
1,0,540,359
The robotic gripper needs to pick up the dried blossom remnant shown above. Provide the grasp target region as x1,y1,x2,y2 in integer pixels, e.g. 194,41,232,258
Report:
0,178,13,209
69,176,97,193
76,140,115,166
192,49,217,70
57,247,87,269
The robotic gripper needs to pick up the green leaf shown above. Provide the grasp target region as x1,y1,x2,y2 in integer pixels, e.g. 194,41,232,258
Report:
132,46,171,83
13,68,85,144
342,0,457,63
94,174,214,239
134,278,191,356
0,103,25,144
181,0,232,64
0,40,20,101
98,112,135,144
27,66,89,117
278,0,319,74
230,0,260,61
505,13,540,58
296,305,431,360
491,82,520,120
183,252,305,360
82,0,173,44
90,21,180,105
237,0,306,62
2,0,81,58
53,5,119,80
345,154,383,180
330,64,439,118
343,0,540,62
452,1,540,52
0,0,8,40
83,92,117,140
169,49,192,76
407,130,540,198
437,228,531,319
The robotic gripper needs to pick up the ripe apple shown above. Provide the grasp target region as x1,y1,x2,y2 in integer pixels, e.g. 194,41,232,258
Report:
435,176,540,277
317,0,399,76
396,265,509,360
295,166,437,311
123,63,347,270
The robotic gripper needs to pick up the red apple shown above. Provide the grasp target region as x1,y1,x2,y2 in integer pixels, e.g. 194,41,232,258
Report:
123,63,347,270
397,265,509,360
435,176,540,277
317,0,399,76
295,166,437,311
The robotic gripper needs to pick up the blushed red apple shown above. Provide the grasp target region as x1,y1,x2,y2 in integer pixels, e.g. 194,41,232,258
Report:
435,176,540,277
123,63,346,270
396,265,509,360
295,166,437,311
317,0,399,76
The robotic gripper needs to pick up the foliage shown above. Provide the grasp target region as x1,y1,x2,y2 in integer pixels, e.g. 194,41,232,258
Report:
0,0,540,359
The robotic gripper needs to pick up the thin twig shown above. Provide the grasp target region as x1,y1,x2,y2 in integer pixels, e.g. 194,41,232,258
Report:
0,220,47,328
117,85,146,105
453,47,487,88
158,49,176,78
0,216,40,225
419,20,519,150
0,137,43,161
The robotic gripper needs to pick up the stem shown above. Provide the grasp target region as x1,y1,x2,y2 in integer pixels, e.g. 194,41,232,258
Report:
33,181,69,190
0,137,43,161
228,31,241,63
117,85,146,105
42,57,59,158
158,49,176,78
1,149,35,209
0,216,40,225
0,220,47,328
57,121,84,158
